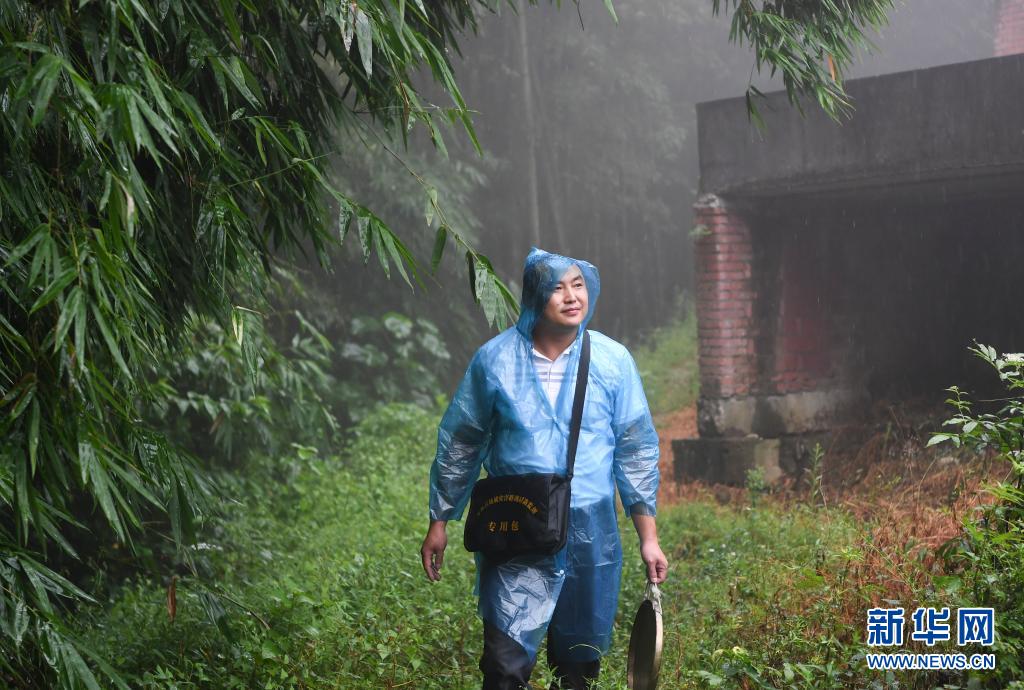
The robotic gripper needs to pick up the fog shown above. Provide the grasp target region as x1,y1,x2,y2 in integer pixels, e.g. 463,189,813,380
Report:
430,0,1002,343
319,0,1009,395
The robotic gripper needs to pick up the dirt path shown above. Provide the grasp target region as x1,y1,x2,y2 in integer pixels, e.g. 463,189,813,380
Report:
654,404,697,506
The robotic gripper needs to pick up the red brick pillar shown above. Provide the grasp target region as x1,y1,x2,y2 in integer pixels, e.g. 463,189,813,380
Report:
694,194,757,400
996,0,1024,56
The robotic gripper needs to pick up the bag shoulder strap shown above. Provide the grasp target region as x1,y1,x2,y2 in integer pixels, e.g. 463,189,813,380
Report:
566,330,590,479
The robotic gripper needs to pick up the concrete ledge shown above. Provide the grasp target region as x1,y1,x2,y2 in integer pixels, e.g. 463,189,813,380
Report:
697,388,866,437
673,433,831,486
697,54,1024,198
673,437,782,485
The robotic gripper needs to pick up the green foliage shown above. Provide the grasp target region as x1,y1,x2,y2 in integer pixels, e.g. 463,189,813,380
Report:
712,0,895,123
744,466,768,507
632,304,699,417
806,442,825,506
147,309,338,466
79,403,484,689
931,344,1024,687
0,0,518,684
0,0,909,684
278,130,493,378
81,402,881,689
333,312,451,421
655,501,920,689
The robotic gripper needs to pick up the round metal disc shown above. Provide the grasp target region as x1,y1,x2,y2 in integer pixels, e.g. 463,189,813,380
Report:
627,598,663,689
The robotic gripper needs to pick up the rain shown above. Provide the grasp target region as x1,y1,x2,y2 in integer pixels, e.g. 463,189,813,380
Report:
1,0,1020,687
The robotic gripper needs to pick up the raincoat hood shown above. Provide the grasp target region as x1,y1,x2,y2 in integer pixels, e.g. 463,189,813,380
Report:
515,247,601,341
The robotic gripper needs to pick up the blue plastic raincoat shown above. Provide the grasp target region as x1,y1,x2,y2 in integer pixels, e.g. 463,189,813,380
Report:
429,247,660,662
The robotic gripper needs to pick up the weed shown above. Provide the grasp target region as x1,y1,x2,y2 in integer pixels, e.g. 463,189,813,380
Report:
807,442,825,507
80,395,998,689
745,466,769,508
632,304,699,418
930,344,1024,687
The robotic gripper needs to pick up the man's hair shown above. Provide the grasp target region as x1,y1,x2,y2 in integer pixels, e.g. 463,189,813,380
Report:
522,260,559,316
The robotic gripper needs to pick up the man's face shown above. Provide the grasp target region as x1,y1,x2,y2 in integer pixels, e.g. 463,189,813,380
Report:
541,265,588,330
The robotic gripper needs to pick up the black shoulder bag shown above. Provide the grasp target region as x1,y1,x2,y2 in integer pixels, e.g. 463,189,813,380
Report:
464,331,590,563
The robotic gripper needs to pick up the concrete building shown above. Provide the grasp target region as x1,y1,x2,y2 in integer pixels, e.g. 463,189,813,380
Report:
675,1,1024,485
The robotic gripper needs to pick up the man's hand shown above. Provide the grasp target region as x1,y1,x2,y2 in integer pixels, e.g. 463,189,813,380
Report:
631,513,669,584
640,539,668,584
420,520,447,582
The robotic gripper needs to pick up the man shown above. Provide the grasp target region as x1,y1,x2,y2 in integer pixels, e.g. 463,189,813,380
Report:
421,248,667,690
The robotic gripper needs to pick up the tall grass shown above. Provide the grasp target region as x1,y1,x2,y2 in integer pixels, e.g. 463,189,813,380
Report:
632,306,700,418
74,328,1001,688
78,401,947,689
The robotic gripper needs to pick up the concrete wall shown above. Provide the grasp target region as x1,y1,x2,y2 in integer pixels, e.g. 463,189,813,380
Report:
697,54,1024,198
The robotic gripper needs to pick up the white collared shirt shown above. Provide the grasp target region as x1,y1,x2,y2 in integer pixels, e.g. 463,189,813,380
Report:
532,343,575,406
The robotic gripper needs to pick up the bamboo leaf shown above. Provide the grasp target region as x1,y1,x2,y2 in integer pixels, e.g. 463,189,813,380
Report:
338,200,354,242
381,227,412,288
72,637,131,690
90,303,132,379
431,226,448,274
124,89,159,160
371,218,390,279
134,90,179,156
28,53,63,126
74,289,87,370
81,441,126,540
424,187,437,227
456,109,482,156
53,285,82,352
21,560,54,613
199,591,235,641
466,251,477,300
78,438,95,486
60,636,104,690
168,479,184,546
37,510,79,559
218,0,244,49
476,263,498,326
231,308,245,345
341,2,355,52
254,121,267,165
12,598,28,646
27,232,50,287
3,223,49,268
228,56,262,105
28,399,40,476
602,0,619,24
357,213,371,264
15,450,31,539
21,552,93,601
0,311,31,352
4,378,35,420
354,7,373,77
426,116,449,159
29,267,76,314
136,53,172,120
